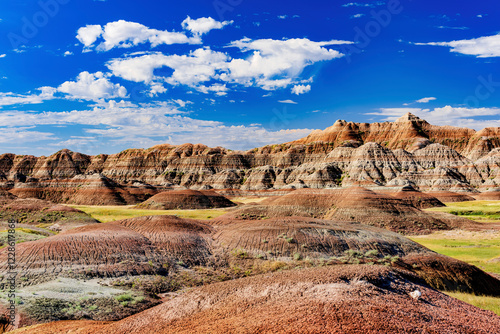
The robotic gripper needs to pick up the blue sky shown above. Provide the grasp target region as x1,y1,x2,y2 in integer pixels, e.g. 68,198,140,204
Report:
0,0,499,155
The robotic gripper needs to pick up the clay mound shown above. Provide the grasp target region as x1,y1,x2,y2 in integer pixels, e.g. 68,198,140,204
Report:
17,266,500,334
400,253,500,296
472,191,500,200
212,216,425,259
0,223,164,284
110,215,213,265
429,191,476,203
0,198,97,232
389,186,445,209
0,189,16,205
2,198,61,212
226,187,455,233
0,215,215,284
135,189,236,210
9,174,158,205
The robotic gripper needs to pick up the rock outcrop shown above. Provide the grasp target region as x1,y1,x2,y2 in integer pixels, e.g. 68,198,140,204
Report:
1,113,500,200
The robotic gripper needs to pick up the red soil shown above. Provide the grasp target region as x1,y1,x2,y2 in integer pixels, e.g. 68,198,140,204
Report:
472,191,500,200
12,266,500,334
388,187,445,209
222,187,467,233
428,191,476,203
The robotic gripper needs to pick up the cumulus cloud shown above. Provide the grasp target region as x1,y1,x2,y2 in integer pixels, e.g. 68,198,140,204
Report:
107,37,350,93
77,17,231,51
181,16,232,35
291,84,311,95
278,99,298,104
0,102,313,154
58,71,127,101
0,54,6,58
368,105,500,129
0,87,56,107
76,24,103,47
414,34,500,58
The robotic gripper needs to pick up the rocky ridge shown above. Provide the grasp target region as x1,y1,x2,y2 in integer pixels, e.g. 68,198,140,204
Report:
1,113,500,202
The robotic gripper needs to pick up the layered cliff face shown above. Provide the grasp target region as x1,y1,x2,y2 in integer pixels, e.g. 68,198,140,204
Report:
1,113,500,201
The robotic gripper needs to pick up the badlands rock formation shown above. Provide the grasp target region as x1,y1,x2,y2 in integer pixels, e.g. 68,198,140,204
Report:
0,113,499,201
135,189,235,210
218,187,474,233
2,214,497,296
12,266,500,334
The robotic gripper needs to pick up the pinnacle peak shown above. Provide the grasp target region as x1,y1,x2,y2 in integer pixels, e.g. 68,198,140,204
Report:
395,112,423,123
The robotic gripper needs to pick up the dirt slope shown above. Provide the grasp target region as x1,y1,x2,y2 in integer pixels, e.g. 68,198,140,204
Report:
12,266,500,334
134,189,235,210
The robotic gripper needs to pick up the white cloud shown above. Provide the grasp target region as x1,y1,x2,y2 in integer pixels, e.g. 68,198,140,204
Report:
107,37,350,93
58,71,127,101
148,83,167,97
181,16,232,35
350,13,365,19
278,99,298,104
414,34,500,58
76,24,103,47
415,97,436,103
291,84,311,95
0,87,56,107
0,54,6,58
0,102,313,153
368,105,500,130
278,15,287,19
77,17,231,52
63,51,73,56
0,127,57,145
77,20,197,51
436,26,469,30
342,2,374,7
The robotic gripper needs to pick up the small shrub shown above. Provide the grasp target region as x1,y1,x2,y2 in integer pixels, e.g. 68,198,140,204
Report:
115,293,133,302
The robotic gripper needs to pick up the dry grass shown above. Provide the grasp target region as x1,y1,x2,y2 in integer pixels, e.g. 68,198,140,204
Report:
69,205,229,223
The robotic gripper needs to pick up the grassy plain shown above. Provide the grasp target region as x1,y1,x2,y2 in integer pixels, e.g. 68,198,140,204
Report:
411,200,500,315
70,205,229,223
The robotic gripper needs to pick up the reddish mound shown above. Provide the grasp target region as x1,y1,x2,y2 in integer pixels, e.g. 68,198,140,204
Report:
15,266,500,334
111,215,213,265
0,223,163,284
0,198,97,232
0,189,16,205
225,187,460,233
2,198,63,212
9,174,158,205
389,186,445,209
472,191,500,200
428,191,476,203
135,189,235,210
0,215,214,284
212,216,424,259
399,253,500,296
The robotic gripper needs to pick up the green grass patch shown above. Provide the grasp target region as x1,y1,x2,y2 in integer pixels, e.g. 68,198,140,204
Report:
426,200,500,223
69,205,229,223
445,291,500,316
409,231,500,274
